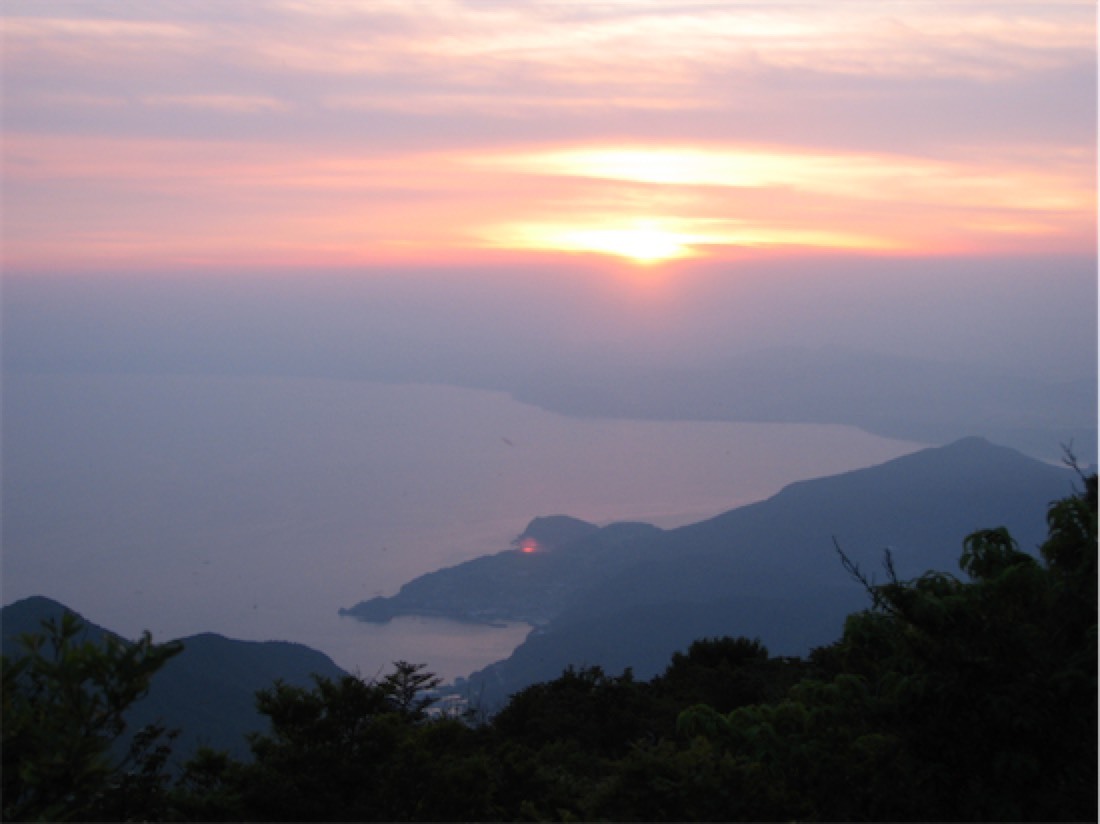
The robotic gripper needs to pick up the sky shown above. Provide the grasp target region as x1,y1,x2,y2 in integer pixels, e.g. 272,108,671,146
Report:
2,0,1096,272
0,0,1096,664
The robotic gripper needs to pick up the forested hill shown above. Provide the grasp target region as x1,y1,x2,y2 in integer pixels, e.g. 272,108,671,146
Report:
1,596,347,763
448,437,1078,704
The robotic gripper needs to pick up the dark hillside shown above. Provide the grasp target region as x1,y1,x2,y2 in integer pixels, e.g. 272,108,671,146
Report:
1,597,346,764
461,438,1076,705
342,520,663,625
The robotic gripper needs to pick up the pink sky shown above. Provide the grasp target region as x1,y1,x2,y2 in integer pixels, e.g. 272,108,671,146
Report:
2,1,1096,272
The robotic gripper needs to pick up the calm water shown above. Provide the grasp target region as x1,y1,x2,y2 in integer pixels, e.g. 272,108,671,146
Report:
2,373,925,681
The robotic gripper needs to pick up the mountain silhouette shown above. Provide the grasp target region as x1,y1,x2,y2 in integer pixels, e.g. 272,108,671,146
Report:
440,438,1078,705
1,596,347,764
507,348,1096,462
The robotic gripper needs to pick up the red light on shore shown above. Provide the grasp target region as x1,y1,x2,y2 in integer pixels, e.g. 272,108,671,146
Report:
520,538,538,554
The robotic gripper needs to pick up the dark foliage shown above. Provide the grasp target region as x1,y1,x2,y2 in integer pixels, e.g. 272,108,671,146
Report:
492,665,657,758
1,612,182,821
653,635,808,716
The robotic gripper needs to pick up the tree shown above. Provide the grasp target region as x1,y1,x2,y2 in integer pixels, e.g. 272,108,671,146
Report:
1,611,182,822
240,673,398,820
667,477,1098,821
491,665,656,758
229,663,492,821
380,660,442,720
653,636,805,717
170,746,248,822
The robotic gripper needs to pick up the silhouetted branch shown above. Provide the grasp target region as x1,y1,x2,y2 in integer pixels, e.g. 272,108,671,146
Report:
882,546,898,584
1060,441,1089,489
833,538,901,617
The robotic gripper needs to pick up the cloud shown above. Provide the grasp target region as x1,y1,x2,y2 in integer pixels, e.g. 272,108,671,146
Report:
321,92,712,116
480,217,901,262
2,17,192,41
2,1,1094,270
466,143,1095,255
138,95,290,114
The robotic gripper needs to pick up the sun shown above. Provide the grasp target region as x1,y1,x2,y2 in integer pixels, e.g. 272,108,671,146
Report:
524,222,698,265
483,218,706,265
585,226,693,265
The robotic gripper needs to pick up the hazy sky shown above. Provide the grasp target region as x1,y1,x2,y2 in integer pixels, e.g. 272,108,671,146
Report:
1,1,1096,663
1,1,1096,442
3,1,1095,272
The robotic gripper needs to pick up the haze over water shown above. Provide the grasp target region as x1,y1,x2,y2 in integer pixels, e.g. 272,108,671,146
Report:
3,372,924,679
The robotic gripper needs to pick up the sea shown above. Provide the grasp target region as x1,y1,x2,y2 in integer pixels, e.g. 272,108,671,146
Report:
1,373,926,682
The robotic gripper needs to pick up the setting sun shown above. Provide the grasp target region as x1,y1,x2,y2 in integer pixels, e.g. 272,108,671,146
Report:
563,225,696,264
484,220,702,265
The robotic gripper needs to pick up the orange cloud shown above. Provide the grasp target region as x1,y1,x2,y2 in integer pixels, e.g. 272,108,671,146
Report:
464,143,1095,260
3,2,1094,271
472,144,1093,211
3,129,1094,272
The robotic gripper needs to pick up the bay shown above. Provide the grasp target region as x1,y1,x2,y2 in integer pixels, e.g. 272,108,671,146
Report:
2,373,925,681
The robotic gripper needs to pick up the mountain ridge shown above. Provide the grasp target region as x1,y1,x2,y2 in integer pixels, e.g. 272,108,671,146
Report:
345,437,1072,634
443,437,1076,705
1,596,348,765
506,349,1096,462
